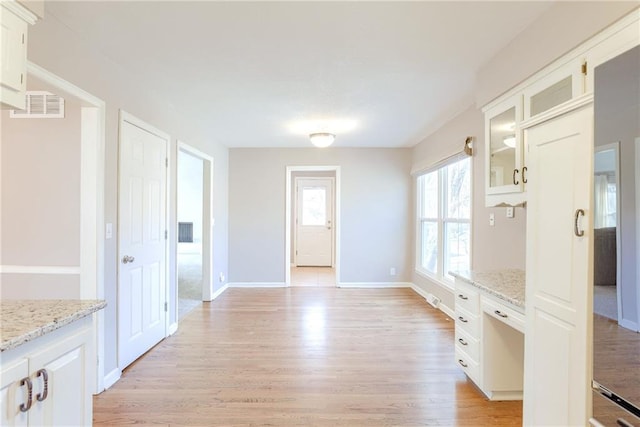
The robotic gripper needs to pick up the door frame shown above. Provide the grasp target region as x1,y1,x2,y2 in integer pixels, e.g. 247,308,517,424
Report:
293,176,335,267
25,62,106,392
285,166,340,286
175,141,214,319
117,110,170,368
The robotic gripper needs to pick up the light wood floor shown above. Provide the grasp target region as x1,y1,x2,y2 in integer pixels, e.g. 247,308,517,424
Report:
290,266,336,287
94,288,522,426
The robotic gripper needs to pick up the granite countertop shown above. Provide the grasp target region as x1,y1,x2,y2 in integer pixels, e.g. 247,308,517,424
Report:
0,300,106,352
450,269,525,308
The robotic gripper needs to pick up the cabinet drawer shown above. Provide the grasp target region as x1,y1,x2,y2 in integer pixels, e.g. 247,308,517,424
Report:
455,286,480,314
482,297,525,333
455,328,480,361
455,346,480,384
455,306,480,338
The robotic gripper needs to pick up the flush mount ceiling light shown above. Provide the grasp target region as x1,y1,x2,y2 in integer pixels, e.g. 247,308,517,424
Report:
309,132,335,148
503,134,516,148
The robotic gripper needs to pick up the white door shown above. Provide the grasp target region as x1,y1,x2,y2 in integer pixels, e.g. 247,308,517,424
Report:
295,178,333,267
118,116,168,369
523,104,593,426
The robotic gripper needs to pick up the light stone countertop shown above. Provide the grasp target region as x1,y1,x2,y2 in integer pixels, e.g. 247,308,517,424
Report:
0,300,106,352
449,269,525,308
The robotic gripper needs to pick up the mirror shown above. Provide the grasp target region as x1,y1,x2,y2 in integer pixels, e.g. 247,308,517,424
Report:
489,107,516,187
592,45,640,418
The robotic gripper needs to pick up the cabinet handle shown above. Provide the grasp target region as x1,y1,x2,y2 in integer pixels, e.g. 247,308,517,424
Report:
616,418,634,427
522,166,528,184
19,377,32,412
494,310,508,318
458,338,468,346
458,359,468,368
458,316,468,323
458,294,468,300
36,369,49,402
513,168,520,185
574,209,585,237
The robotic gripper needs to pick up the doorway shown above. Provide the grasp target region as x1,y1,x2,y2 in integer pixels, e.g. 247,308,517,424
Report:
285,167,340,287
175,142,214,319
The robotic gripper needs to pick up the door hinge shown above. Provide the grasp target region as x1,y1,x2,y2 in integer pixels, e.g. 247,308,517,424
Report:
164,302,168,312
22,33,25,44
164,230,168,240
165,158,168,167
581,61,587,76
296,250,298,255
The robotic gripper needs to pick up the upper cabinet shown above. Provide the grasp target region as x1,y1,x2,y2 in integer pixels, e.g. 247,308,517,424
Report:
0,1,39,110
485,96,526,207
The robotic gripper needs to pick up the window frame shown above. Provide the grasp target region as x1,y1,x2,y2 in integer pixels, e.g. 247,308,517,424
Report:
415,155,472,289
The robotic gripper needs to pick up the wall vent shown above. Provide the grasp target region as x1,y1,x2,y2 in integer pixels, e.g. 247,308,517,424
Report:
426,293,440,308
10,91,65,119
178,222,194,243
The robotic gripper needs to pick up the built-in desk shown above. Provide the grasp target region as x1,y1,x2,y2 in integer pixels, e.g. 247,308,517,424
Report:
450,270,525,401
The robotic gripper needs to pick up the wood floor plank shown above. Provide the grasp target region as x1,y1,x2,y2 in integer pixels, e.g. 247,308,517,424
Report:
94,288,522,426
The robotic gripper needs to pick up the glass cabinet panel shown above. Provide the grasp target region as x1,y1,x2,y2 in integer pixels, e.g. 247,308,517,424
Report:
488,107,517,188
530,76,572,116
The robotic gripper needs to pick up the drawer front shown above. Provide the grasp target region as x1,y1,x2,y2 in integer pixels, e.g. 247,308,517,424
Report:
455,346,480,385
455,285,480,314
455,306,480,338
455,328,480,361
481,297,525,333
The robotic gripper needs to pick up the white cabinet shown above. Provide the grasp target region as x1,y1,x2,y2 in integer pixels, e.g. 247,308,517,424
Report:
523,102,593,426
0,2,37,110
0,317,93,427
454,281,481,384
484,96,526,207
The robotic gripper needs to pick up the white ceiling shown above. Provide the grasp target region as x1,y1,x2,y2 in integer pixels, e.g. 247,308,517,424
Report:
45,1,554,148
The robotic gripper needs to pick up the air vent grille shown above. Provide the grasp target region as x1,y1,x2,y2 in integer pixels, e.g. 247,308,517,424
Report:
10,91,65,118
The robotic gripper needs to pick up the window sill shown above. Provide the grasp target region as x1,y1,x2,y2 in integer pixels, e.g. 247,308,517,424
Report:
414,269,455,291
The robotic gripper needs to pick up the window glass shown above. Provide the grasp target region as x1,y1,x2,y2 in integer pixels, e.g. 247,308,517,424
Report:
421,170,438,218
302,187,326,225
446,159,471,219
421,221,438,273
444,222,470,280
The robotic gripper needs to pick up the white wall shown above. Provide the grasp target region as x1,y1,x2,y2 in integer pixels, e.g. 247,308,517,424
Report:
26,12,229,378
229,148,412,284
411,105,526,309
1,91,82,298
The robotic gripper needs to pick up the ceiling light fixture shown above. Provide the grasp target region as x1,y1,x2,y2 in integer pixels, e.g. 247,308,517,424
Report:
503,134,516,148
309,132,335,148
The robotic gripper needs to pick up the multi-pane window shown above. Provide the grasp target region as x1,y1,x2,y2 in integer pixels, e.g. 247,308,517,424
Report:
416,156,471,285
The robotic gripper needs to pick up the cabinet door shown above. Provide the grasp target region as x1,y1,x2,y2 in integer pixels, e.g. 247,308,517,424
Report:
484,96,525,206
26,329,91,427
523,104,593,426
0,6,28,109
0,359,29,427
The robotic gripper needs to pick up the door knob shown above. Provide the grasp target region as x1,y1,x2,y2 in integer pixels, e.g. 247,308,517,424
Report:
122,255,135,264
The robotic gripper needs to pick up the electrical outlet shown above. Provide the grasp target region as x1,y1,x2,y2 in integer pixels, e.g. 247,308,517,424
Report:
489,213,495,226
219,273,225,283
105,223,113,239
506,207,514,218
390,267,396,276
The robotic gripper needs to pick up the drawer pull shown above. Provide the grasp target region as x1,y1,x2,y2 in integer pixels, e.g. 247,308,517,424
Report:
458,316,468,323
36,369,49,402
458,359,468,368
458,338,468,346
19,377,32,412
494,310,508,318
458,294,468,300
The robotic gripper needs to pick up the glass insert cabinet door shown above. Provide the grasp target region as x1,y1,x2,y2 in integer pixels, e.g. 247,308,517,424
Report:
485,96,524,198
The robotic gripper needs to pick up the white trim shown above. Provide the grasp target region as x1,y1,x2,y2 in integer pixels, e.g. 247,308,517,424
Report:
102,368,121,391
285,166,340,287
520,93,594,129
0,265,81,274
26,61,107,395
619,319,640,332
176,141,215,309
227,282,287,288
409,284,455,319
411,150,467,177
168,323,178,336
337,282,413,288
1,0,38,24
210,284,229,300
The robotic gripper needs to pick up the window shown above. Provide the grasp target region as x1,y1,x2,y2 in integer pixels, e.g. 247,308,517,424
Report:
416,156,471,286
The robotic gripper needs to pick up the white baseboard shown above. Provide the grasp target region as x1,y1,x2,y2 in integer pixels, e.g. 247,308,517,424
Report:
168,322,178,336
410,283,454,320
620,318,639,332
103,367,121,391
337,281,413,288
210,284,229,300
227,282,287,288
